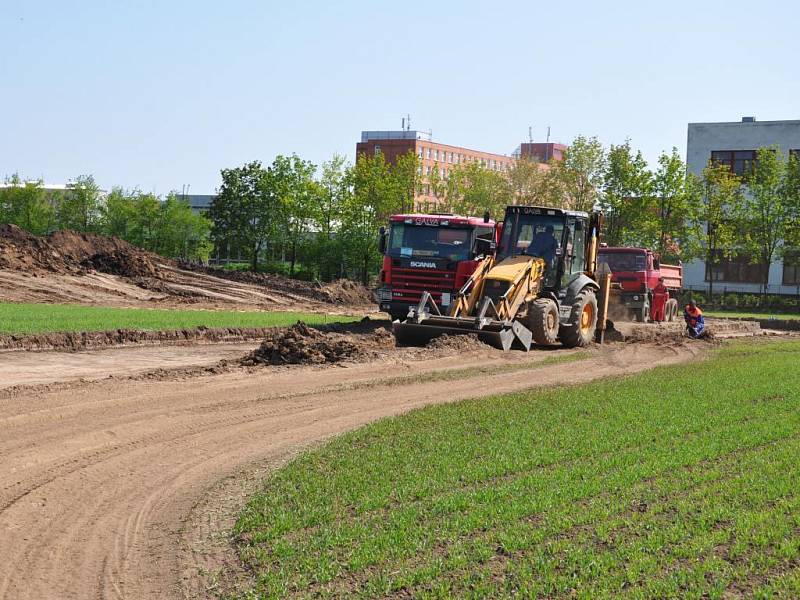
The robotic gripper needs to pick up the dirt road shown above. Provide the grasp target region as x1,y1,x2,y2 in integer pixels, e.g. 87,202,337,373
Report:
0,340,705,599
0,343,259,390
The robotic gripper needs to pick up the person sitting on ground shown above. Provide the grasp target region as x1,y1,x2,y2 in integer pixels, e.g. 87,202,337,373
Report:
527,224,559,267
684,299,705,338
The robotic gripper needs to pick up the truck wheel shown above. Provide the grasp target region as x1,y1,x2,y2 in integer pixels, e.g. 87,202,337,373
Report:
559,288,598,348
524,298,560,346
666,299,678,322
635,299,650,323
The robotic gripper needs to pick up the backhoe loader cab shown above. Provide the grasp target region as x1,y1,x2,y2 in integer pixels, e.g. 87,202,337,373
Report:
392,205,605,351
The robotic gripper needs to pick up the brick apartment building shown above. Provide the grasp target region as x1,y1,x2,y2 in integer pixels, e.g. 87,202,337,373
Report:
356,130,564,209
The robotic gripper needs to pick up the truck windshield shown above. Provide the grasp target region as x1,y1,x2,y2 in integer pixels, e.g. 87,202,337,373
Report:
387,224,472,261
498,213,564,268
598,251,646,272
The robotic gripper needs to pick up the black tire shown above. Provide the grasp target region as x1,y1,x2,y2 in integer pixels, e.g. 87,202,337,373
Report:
635,298,650,323
559,288,599,348
524,298,560,346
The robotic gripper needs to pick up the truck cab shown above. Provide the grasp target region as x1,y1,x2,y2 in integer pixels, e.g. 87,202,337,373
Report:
377,214,496,320
597,247,683,322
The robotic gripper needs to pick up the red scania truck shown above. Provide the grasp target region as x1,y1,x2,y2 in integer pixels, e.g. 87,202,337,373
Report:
377,213,497,321
597,246,683,322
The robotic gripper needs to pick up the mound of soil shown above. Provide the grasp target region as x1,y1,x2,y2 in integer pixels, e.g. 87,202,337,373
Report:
425,334,489,351
242,321,394,366
322,279,375,305
177,262,374,306
0,225,162,279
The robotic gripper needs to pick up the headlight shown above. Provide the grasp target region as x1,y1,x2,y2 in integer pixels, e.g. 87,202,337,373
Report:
633,295,639,301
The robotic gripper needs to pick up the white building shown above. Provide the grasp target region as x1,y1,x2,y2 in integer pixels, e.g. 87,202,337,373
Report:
684,117,800,295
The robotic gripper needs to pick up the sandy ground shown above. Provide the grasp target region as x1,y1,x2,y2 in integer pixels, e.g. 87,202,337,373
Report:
0,343,259,389
0,265,367,313
0,337,713,600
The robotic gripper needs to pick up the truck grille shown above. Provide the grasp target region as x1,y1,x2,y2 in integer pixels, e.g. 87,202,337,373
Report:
390,267,454,304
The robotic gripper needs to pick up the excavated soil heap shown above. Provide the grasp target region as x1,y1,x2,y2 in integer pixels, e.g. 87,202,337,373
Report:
177,261,374,306
242,321,394,366
425,333,490,351
0,225,161,278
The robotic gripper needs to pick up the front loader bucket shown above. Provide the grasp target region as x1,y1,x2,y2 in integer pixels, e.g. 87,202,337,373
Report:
392,317,532,352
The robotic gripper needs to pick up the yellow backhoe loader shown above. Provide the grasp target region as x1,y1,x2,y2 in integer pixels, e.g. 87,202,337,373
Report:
393,205,606,351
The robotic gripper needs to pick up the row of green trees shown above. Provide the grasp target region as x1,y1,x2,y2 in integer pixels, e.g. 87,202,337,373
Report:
6,137,799,291
209,153,419,283
0,175,211,260
405,138,800,294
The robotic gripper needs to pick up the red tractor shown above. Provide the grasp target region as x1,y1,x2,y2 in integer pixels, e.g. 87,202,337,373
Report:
377,213,497,321
597,246,683,323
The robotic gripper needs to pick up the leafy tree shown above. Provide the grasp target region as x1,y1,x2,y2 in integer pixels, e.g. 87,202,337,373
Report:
57,175,102,231
274,155,319,277
601,140,653,246
651,149,701,261
341,153,400,284
0,175,55,235
508,157,551,206
698,161,743,298
392,151,421,214
209,161,276,271
551,135,607,211
442,161,511,218
740,146,794,295
313,154,350,280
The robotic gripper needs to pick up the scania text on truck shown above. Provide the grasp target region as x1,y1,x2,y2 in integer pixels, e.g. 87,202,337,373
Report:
376,214,497,320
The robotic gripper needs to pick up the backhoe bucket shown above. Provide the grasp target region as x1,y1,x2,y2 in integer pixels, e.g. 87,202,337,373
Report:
392,316,532,352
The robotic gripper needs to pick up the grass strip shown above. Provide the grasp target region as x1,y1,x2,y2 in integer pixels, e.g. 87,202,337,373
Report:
706,310,799,321
233,339,800,599
0,302,357,334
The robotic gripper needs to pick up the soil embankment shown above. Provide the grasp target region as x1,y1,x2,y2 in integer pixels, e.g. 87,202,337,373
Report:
0,225,373,311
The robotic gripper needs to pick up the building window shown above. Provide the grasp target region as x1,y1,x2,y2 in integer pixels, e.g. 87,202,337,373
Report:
710,150,757,176
426,148,431,159
705,252,768,284
418,147,424,158
434,149,439,161
783,250,800,285
448,152,453,163
426,166,431,176
374,145,381,156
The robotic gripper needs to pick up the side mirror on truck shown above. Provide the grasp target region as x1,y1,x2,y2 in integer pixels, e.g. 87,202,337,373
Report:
378,227,387,254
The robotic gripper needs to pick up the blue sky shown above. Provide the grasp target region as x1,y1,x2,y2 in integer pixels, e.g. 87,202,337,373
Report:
2,0,798,195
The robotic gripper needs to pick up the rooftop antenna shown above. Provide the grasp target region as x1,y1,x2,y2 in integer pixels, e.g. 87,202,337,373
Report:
407,113,411,131
546,126,551,143
528,126,533,143
401,116,405,130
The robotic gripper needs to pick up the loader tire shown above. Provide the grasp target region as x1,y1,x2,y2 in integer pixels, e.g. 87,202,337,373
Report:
525,298,560,346
559,288,598,348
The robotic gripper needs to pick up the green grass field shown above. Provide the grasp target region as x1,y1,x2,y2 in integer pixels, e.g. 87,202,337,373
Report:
0,302,357,334
235,339,800,599
707,310,799,321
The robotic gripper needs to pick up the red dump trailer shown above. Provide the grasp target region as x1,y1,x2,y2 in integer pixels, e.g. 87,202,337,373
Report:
597,246,683,322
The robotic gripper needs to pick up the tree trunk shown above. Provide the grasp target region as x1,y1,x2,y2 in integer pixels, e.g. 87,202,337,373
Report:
362,253,369,287
290,238,297,278
251,241,260,272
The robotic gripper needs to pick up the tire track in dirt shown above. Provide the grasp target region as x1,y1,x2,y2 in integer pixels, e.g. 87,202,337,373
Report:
0,341,705,599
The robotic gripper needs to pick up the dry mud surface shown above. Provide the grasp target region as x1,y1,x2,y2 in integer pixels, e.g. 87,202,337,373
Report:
0,336,712,600
0,225,371,311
